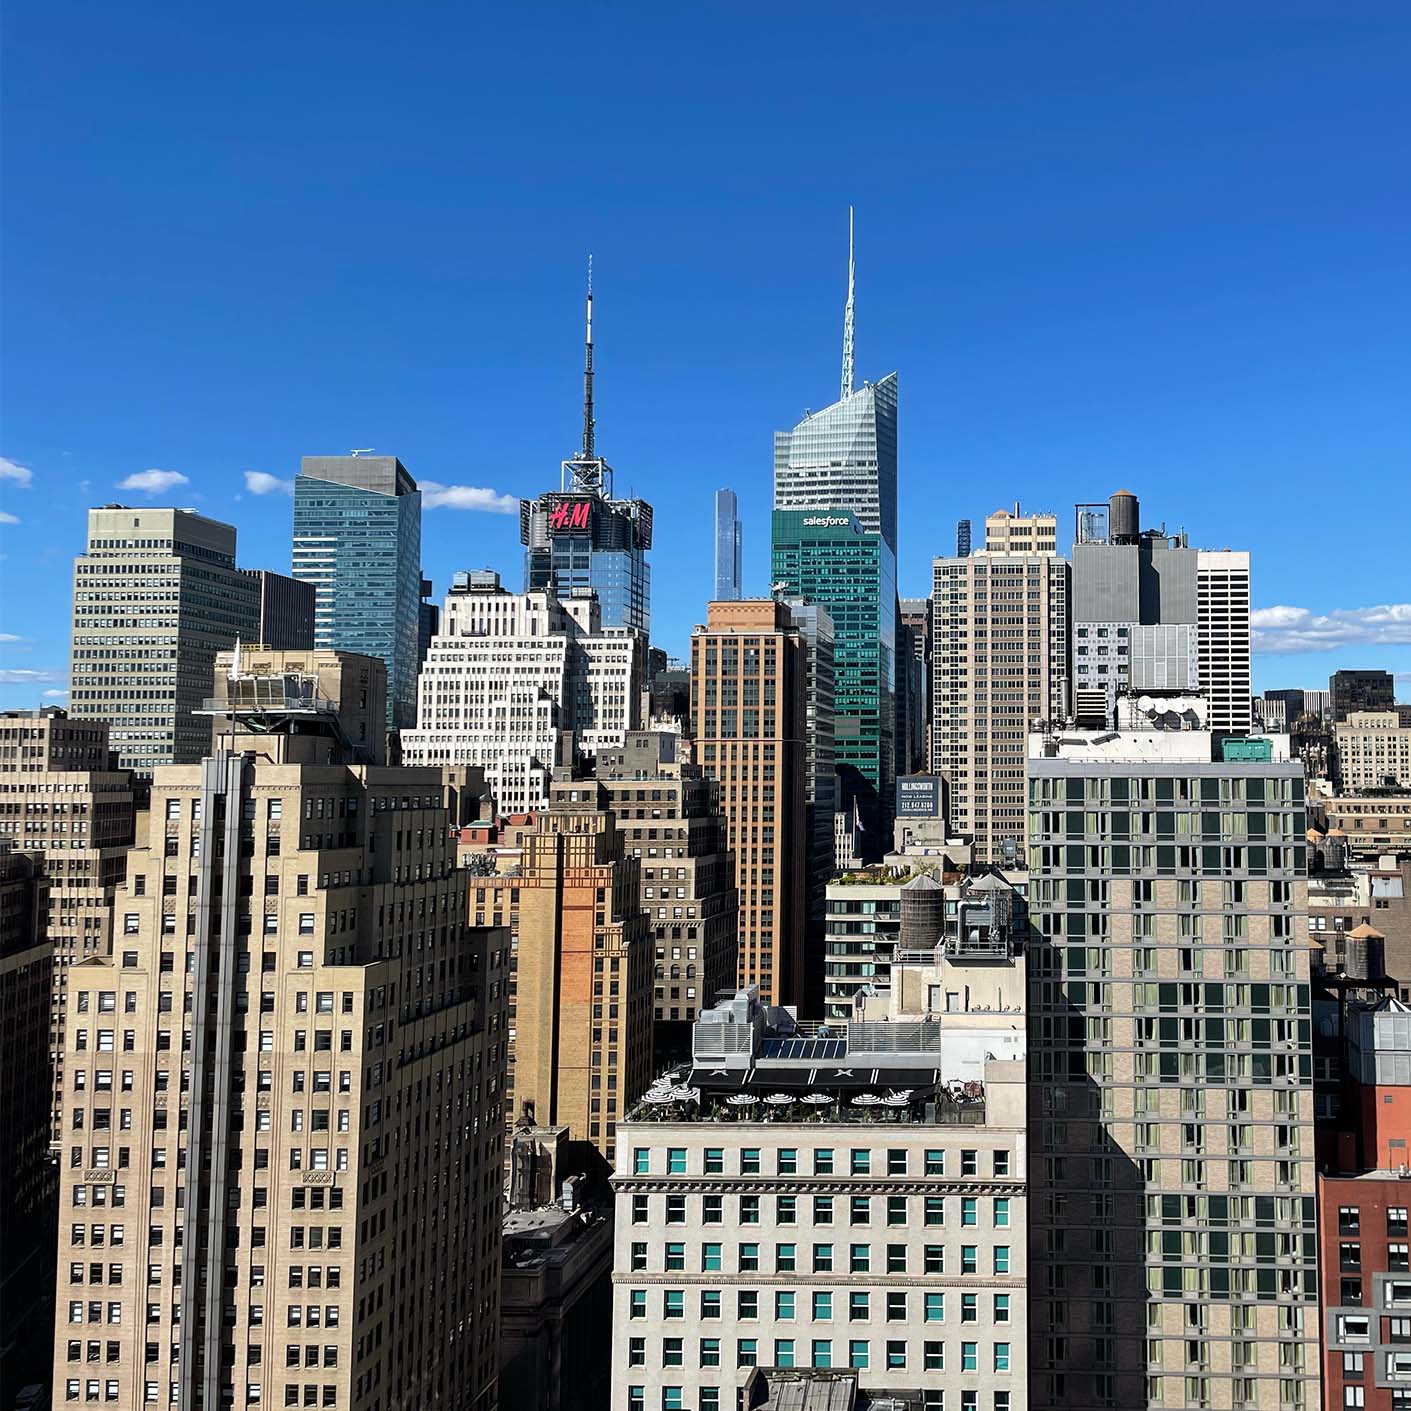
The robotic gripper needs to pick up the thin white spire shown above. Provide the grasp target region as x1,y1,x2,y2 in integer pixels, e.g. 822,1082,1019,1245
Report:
840,205,855,402
582,255,596,459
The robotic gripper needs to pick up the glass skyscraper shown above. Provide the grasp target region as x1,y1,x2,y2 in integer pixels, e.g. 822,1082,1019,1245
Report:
713,487,741,600
773,371,898,554
292,455,422,731
520,492,652,635
772,509,895,850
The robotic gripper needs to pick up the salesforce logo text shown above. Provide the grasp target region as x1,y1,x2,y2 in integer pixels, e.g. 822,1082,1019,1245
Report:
802,516,855,528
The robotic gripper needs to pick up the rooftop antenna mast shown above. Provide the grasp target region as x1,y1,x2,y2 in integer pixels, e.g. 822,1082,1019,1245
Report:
562,254,612,497
840,205,855,402
582,255,595,460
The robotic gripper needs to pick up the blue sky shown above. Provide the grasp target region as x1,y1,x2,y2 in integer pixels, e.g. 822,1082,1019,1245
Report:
3,1,1410,708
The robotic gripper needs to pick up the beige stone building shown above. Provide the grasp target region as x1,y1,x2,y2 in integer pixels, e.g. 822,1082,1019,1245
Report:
0,708,136,1126
1337,709,1411,791
50,650,507,1410
932,549,1070,864
1026,728,1317,1409
984,504,1058,554
501,780,655,1166
690,601,807,1007
610,986,1028,1411
593,730,738,1049
69,506,261,775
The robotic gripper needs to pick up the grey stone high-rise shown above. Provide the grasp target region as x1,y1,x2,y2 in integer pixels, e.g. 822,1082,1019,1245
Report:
69,506,260,774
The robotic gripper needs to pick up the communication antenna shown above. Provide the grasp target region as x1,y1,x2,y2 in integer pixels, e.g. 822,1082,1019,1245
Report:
840,206,855,402
350,448,375,457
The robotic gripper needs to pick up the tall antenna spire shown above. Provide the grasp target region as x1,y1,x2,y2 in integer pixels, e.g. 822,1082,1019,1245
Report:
582,254,596,459
840,206,855,401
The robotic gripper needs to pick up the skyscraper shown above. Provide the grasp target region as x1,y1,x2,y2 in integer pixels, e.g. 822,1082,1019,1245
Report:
1197,549,1253,733
292,454,423,730
69,506,261,774
1331,669,1396,722
932,540,1070,865
0,709,135,1130
509,778,655,1166
772,212,899,849
691,601,807,1006
1026,726,1316,1409
50,649,508,1410
713,487,742,600
1070,490,1199,721
399,571,644,813
239,568,316,649
521,271,653,634
772,510,896,845
773,213,898,554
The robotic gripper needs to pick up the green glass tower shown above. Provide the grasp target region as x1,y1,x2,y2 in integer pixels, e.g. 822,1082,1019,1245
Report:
771,509,895,850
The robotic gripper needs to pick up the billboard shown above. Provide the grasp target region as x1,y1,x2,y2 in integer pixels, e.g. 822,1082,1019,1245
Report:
896,774,942,818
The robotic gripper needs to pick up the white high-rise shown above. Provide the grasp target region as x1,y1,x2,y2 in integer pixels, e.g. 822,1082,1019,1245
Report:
400,572,644,812
1197,549,1252,733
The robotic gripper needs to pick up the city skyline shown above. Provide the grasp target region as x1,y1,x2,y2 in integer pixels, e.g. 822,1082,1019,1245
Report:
4,8,1411,704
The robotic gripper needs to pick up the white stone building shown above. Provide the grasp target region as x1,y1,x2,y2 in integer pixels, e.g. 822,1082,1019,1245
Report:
400,572,643,812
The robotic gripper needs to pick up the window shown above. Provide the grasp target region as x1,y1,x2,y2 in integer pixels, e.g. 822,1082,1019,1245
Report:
995,1342,1011,1372
739,1196,759,1225
848,1339,869,1370
925,1293,945,1322
775,1291,795,1320
962,1293,978,1323
887,1292,907,1322
994,1245,1010,1275
774,1338,796,1368
737,1290,758,1320
962,1245,978,1275
924,1149,945,1176
850,1244,870,1274
701,1290,721,1320
662,1338,683,1367
886,1340,906,1369
663,1290,684,1320
813,1244,833,1273
741,1148,760,1175
702,1243,721,1272
849,1292,869,1322
667,1148,686,1175
627,1338,645,1368
632,1148,649,1176
778,1148,797,1175
925,1340,944,1372
887,1196,907,1226
1339,1206,1361,1236
814,1148,834,1175
850,1149,870,1175
739,1244,759,1272
961,1197,978,1226
664,1243,685,1271
812,1340,832,1369
962,1341,978,1372
704,1148,723,1174
924,1197,945,1226
628,1290,646,1320
994,1197,1011,1227
995,1294,1011,1324
736,1338,758,1368
699,1339,720,1367
812,1292,832,1321
775,1243,796,1273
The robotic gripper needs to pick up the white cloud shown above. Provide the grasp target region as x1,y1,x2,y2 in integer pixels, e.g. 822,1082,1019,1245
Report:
244,470,294,496
43,688,69,699
1253,603,1411,655
0,668,63,684
118,468,189,495
0,633,29,643
420,482,518,514
0,456,33,487
0,511,18,525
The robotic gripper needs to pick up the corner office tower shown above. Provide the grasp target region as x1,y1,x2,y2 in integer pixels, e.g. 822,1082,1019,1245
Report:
772,211,897,845
520,266,653,636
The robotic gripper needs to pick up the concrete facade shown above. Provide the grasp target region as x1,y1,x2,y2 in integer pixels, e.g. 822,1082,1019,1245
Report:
69,506,261,774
